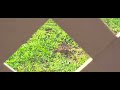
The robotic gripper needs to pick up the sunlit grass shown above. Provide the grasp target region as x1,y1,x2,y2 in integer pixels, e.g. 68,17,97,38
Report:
102,18,120,34
5,19,90,72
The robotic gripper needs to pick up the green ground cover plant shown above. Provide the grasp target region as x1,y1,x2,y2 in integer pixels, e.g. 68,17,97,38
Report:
5,19,90,72
102,18,120,34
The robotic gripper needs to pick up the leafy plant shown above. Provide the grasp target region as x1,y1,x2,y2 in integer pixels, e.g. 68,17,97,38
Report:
5,18,90,72
101,18,120,34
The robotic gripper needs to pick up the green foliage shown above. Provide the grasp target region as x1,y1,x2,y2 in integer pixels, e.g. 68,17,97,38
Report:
102,18,120,34
5,18,89,72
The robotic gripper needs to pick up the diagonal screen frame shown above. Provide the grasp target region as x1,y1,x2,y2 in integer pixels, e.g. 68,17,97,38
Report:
0,18,116,72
